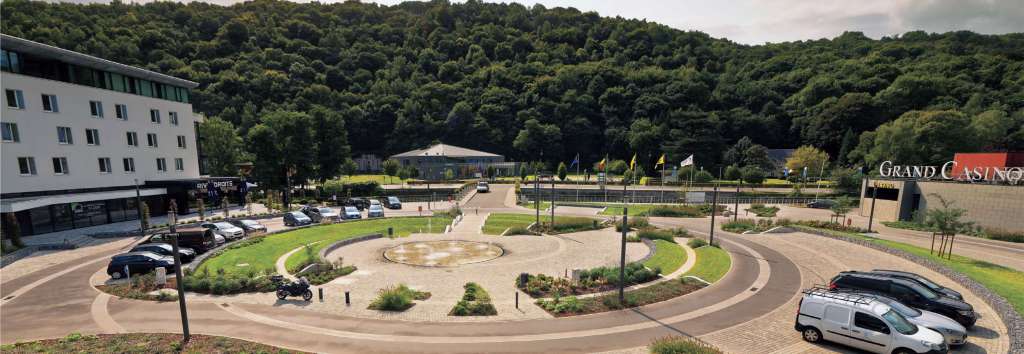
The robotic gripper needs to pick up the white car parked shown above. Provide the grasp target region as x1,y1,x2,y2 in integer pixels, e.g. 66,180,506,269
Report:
201,222,245,241
795,288,947,354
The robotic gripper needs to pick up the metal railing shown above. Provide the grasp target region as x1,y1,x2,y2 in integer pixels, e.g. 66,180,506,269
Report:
517,193,828,206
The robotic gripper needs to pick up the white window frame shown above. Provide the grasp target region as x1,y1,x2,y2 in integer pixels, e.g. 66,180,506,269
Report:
98,157,112,174
5,89,25,109
123,157,136,173
174,158,184,171
85,129,100,146
41,94,58,113
156,158,167,172
52,157,69,175
115,104,127,120
89,100,104,118
126,131,138,147
150,109,161,124
57,126,74,145
17,157,36,176
1,122,19,142
147,133,158,147
169,111,179,126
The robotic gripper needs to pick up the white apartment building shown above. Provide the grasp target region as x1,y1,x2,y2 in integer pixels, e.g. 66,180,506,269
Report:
0,34,224,236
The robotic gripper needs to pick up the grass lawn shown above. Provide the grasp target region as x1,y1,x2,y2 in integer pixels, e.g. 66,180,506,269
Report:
600,204,663,216
341,174,407,185
1,333,309,353
684,246,731,283
793,225,1024,315
643,240,686,275
483,213,537,235
198,216,450,276
517,201,552,210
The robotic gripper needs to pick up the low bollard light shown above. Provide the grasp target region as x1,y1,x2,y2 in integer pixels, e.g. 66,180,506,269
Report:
345,291,351,306
515,291,519,309
319,288,324,302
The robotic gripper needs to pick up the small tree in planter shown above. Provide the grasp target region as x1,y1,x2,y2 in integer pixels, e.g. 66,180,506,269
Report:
926,194,974,259
141,202,151,231
829,196,852,225
197,197,206,221
222,197,229,218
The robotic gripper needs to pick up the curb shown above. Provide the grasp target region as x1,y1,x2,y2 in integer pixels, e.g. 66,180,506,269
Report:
1,243,78,268
795,226,1023,354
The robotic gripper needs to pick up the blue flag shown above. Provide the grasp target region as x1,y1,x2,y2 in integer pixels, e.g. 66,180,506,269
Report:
569,154,579,168
783,168,789,177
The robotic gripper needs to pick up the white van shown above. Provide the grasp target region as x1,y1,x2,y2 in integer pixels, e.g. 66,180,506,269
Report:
795,288,947,354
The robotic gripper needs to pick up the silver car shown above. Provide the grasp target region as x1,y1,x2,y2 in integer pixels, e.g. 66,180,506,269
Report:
873,294,968,346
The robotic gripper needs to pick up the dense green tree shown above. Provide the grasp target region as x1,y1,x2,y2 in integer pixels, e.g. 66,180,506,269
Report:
246,111,314,190
199,117,244,176
310,106,350,182
557,162,568,181
724,165,742,181
786,146,830,178
853,110,978,167
740,166,766,184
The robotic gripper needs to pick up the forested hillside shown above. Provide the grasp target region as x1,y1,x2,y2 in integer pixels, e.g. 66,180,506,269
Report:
3,0,1023,181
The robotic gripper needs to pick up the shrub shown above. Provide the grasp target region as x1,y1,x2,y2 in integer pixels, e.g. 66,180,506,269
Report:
368,284,429,312
449,283,497,316
746,204,780,217
649,336,723,354
616,216,649,231
722,219,756,233
638,229,676,243
504,226,536,236
981,228,1024,243
537,295,582,314
688,238,708,248
643,205,704,217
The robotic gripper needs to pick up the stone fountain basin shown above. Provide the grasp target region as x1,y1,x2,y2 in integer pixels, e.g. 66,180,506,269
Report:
383,240,504,267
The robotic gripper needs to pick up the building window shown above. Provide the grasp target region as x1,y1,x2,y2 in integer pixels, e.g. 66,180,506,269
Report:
169,111,178,125
41,94,58,112
52,157,69,175
5,89,25,109
89,100,104,118
177,135,187,149
156,158,167,172
123,157,135,173
1,122,19,142
147,133,158,147
115,104,127,120
57,126,74,145
85,129,100,146
17,157,36,175
126,131,138,146
174,158,184,171
150,109,160,124
98,157,112,174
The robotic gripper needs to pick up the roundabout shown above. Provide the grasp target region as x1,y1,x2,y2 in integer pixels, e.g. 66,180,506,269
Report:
383,240,504,267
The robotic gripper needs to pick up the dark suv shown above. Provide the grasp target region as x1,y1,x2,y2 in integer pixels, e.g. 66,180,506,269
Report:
830,271,977,327
145,228,217,253
130,243,195,263
871,269,964,300
107,251,175,279
343,198,370,210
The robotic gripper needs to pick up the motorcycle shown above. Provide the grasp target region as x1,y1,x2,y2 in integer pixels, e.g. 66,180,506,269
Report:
272,275,313,301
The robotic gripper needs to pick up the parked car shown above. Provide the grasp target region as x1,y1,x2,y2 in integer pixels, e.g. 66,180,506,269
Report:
870,269,964,300
477,181,490,193
796,288,947,354
368,204,385,218
230,219,267,233
200,222,245,240
344,198,370,210
830,271,977,327
130,243,195,263
106,251,176,279
369,199,382,207
343,206,362,220
212,233,226,245
806,199,836,209
382,196,402,209
302,206,340,223
866,292,968,346
284,211,313,226
145,228,217,253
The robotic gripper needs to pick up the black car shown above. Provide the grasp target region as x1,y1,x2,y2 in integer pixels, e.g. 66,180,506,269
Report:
871,269,964,300
107,251,176,279
343,198,370,210
382,196,402,209
283,211,313,226
130,243,196,263
830,271,977,327
145,228,217,253
806,199,836,209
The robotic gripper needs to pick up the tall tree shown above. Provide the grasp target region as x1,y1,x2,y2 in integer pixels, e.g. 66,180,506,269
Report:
310,106,350,182
246,111,314,189
199,117,245,176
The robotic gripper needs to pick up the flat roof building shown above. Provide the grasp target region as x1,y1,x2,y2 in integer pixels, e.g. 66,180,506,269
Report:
1,34,222,236
390,143,513,180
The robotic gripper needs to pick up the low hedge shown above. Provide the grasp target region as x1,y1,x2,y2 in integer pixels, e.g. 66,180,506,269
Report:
182,268,277,295
449,282,497,316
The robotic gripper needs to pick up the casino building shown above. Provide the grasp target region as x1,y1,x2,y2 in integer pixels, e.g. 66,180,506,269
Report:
1,34,238,236
860,152,1024,233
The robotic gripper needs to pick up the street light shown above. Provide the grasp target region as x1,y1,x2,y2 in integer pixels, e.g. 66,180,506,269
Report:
167,200,190,343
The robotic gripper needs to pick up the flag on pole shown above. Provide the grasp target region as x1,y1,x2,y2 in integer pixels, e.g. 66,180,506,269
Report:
655,154,666,167
598,156,607,171
783,167,789,177
629,153,637,170
569,153,579,168
802,166,808,178
680,154,694,167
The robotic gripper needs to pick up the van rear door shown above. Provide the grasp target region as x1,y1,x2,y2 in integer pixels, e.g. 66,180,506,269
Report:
821,305,855,347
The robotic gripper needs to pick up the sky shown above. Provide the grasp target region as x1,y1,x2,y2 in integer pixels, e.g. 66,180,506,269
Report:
55,0,1024,44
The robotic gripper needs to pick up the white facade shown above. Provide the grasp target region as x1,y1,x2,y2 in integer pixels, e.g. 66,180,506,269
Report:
2,72,201,194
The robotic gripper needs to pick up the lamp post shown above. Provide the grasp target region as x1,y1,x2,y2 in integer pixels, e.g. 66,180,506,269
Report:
618,206,628,303
168,200,190,343
134,178,143,234
709,185,718,245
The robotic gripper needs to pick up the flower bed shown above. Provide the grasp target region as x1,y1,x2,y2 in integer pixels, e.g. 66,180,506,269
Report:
517,262,659,298
449,282,497,316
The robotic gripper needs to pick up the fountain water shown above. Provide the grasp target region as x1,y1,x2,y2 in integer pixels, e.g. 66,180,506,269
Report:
384,240,503,267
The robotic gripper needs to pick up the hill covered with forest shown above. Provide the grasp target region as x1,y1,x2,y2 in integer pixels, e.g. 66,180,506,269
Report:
3,0,1023,182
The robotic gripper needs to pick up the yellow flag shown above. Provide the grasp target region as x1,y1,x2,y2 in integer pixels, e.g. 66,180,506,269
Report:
656,154,665,167
630,153,637,170
598,157,606,171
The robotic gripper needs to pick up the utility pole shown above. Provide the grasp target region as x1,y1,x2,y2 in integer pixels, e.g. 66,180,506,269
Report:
168,200,190,343
618,206,628,303
134,178,143,235
709,185,718,245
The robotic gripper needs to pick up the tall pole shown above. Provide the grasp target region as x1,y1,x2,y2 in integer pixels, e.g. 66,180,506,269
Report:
813,158,827,202
168,200,190,343
867,178,878,233
660,162,666,203
734,182,740,222
618,206,628,303
534,168,540,226
134,178,143,234
550,177,555,226
709,185,718,245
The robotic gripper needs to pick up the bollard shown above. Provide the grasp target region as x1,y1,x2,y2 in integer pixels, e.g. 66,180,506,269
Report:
388,227,393,237
319,288,324,302
345,291,350,306
515,291,519,309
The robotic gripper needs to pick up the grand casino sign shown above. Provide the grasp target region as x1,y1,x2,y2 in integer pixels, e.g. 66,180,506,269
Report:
879,160,1024,184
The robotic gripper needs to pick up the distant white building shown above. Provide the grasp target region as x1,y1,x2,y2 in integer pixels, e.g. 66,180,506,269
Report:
354,153,382,172
390,143,513,179
1,34,212,236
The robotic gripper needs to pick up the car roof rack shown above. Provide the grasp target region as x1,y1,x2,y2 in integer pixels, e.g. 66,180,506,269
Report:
802,286,877,306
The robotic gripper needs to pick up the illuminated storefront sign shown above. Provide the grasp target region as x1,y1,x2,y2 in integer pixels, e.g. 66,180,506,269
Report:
879,160,1024,183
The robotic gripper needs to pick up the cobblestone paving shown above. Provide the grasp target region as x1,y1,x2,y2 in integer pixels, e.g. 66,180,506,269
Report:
699,232,1009,354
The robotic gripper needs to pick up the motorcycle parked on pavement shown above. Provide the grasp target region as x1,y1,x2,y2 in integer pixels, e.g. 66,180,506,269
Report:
272,275,313,301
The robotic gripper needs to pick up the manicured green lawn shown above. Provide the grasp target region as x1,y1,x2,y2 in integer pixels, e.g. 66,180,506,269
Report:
517,201,552,210
643,240,686,275
198,216,450,276
600,204,664,216
793,225,1024,315
684,246,731,283
341,174,407,185
482,213,537,235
